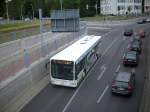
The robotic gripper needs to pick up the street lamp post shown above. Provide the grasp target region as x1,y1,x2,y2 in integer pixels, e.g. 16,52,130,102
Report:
60,0,63,10
5,0,12,22
95,1,98,15
99,0,101,14
104,0,107,21
20,1,26,20
31,4,34,19
21,5,23,20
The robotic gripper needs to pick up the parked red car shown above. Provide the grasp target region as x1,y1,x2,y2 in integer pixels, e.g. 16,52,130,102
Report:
138,29,145,38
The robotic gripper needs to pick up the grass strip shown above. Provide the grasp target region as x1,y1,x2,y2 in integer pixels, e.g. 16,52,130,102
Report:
0,21,50,32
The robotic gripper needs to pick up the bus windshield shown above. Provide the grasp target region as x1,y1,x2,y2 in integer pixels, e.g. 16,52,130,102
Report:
51,60,74,80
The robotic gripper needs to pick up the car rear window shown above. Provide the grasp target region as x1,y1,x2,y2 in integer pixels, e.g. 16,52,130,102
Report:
115,81,128,88
131,42,139,47
126,53,136,59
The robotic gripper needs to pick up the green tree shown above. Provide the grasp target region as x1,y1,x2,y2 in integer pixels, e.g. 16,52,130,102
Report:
9,0,25,19
0,0,5,17
80,0,97,17
63,0,80,9
127,6,131,14
142,0,145,13
0,0,100,19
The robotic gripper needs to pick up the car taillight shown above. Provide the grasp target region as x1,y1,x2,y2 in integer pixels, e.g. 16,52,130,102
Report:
128,85,132,91
112,81,115,87
124,59,127,63
123,60,125,63
128,46,132,50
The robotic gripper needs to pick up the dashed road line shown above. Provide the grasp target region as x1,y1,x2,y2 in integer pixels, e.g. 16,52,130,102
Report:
102,37,119,56
97,65,106,80
115,65,121,73
97,85,109,104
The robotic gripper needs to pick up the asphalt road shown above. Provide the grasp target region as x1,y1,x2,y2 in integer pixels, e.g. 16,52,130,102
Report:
21,21,150,112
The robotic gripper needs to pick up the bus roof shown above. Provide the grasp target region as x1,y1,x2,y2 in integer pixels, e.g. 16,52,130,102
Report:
50,35,102,63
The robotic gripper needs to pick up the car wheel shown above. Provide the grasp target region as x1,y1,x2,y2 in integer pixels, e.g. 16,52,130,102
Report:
128,92,133,97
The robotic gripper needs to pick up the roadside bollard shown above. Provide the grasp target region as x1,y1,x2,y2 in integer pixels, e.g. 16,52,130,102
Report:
11,32,16,41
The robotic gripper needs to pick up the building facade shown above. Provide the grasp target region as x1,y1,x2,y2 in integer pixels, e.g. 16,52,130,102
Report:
101,0,142,15
145,0,150,14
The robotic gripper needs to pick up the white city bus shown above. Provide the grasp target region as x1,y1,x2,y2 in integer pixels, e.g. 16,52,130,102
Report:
50,35,102,87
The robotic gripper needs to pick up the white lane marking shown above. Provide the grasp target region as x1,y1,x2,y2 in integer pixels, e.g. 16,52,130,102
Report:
102,37,119,56
62,72,91,112
115,65,120,73
62,29,118,112
97,85,109,104
97,65,106,80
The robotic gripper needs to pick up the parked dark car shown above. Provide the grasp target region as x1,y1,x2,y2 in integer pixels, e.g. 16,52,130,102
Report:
145,18,150,23
137,19,147,24
123,50,139,66
124,29,133,36
138,29,146,38
128,41,142,54
111,71,135,96
130,36,142,46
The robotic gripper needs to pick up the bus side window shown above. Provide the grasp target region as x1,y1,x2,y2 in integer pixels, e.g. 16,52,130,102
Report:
95,42,101,58
75,59,85,79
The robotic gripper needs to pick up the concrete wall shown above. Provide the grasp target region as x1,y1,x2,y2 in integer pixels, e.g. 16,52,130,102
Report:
0,24,87,112
101,0,142,15
0,32,72,83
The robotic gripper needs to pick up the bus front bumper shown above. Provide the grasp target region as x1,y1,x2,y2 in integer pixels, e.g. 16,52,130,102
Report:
51,78,77,87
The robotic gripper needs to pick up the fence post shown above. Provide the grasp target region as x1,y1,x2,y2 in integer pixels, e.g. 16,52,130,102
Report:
24,49,30,68
39,9,43,34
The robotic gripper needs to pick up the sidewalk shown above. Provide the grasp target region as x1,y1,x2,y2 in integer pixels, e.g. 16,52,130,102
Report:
139,33,150,112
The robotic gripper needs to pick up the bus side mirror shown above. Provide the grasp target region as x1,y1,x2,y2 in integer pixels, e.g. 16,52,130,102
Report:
45,61,50,70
